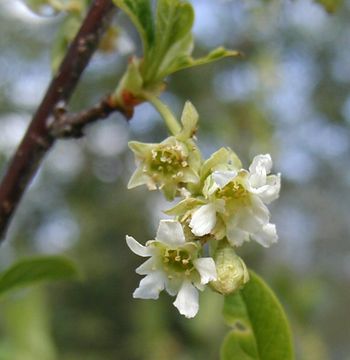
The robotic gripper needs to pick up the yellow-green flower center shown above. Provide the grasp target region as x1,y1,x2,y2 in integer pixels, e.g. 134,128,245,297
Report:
149,144,188,178
162,248,194,276
218,181,247,199
217,180,250,208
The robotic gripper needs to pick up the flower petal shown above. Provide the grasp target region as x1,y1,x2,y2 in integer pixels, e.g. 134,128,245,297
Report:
133,271,166,299
226,222,248,246
173,280,199,318
249,154,272,175
178,101,198,141
156,220,185,246
201,147,241,180
182,168,200,184
126,236,152,257
252,174,281,204
165,277,183,296
128,141,155,157
252,223,278,247
236,205,268,234
193,258,217,284
248,154,272,188
212,170,237,188
249,196,270,225
165,197,205,216
135,257,157,275
127,167,150,189
190,203,217,236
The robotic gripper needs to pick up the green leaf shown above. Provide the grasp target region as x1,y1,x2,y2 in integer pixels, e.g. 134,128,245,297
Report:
114,0,155,54
155,0,194,46
221,271,294,360
0,256,78,297
143,0,194,83
165,47,241,77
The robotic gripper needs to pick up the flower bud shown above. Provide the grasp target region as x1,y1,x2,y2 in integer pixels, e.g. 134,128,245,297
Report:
210,240,249,295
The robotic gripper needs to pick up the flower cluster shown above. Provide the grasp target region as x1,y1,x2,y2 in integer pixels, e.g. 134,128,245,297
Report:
126,102,281,318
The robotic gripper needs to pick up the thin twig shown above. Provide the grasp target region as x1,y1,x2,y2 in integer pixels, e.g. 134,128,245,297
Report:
49,94,132,138
0,0,116,241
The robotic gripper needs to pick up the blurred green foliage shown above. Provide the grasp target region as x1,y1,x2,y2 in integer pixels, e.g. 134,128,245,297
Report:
0,256,78,297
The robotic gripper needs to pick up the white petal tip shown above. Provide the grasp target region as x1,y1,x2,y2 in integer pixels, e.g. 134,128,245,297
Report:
173,281,199,318
132,289,159,300
193,258,217,284
189,204,217,237
126,235,151,257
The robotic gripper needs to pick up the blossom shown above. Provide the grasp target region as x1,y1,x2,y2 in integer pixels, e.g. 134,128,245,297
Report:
127,102,202,200
126,220,217,318
167,149,281,247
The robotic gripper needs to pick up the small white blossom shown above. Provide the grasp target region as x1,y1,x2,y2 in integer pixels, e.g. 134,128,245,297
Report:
127,102,202,200
168,151,281,248
192,153,280,247
126,220,217,318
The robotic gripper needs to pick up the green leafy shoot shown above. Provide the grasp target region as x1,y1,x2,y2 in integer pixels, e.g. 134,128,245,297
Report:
113,0,240,106
221,271,294,360
0,256,78,297
142,0,194,83
116,0,155,55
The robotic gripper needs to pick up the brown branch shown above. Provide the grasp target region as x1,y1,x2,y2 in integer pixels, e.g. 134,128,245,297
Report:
49,94,132,139
0,0,117,241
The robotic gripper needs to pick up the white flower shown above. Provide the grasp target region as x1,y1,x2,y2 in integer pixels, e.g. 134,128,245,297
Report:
126,220,217,318
191,153,280,247
127,102,202,200
167,151,280,248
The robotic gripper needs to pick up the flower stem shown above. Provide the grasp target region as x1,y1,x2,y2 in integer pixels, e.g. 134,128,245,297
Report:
143,93,181,135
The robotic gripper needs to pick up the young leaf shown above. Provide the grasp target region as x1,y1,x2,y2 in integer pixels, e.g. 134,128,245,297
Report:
0,256,78,297
221,271,294,360
143,0,194,82
114,0,155,54
112,0,240,106
165,47,241,76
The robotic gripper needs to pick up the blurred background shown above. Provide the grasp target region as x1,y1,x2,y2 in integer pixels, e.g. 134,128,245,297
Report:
0,0,349,359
